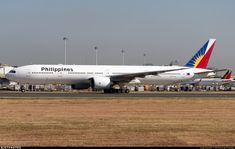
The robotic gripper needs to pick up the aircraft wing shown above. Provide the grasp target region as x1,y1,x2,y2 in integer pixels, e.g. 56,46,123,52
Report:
110,67,188,82
193,69,228,79
195,69,228,75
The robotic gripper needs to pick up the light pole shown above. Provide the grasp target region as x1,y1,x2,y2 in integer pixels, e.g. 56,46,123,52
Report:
143,53,146,65
121,49,125,65
63,37,68,65
94,46,98,65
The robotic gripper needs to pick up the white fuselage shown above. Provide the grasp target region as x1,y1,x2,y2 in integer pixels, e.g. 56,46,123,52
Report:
6,64,213,87
193,78,233,86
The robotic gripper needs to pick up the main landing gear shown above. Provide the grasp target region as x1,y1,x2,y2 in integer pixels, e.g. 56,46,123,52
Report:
103,88,130,94
20,85,26,92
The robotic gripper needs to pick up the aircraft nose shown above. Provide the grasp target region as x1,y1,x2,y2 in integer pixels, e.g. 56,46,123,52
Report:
5,70,17,81
5,73,12,80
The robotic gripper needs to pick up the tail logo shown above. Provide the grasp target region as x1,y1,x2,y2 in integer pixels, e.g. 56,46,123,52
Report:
194,55,204,67
185,39,216,68
222,69,232,79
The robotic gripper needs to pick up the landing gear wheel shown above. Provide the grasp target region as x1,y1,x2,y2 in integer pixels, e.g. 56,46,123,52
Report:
104,89,111,93
20,85,26,93
125,89,130,93
103,88,130,94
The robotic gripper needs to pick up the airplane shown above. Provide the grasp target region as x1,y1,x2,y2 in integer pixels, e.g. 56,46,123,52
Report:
6,39,219,93
192,69,234,86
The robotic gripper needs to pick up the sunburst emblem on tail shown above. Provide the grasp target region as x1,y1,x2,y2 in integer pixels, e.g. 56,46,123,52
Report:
185,39,216,69
221,69,232,79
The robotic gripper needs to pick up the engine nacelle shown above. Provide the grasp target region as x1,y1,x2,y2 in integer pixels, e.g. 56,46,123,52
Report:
91,76,112,90
71,82,91,90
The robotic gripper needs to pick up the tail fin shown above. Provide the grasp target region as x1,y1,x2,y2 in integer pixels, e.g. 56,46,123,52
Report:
221,69,232,79
185,39,216,68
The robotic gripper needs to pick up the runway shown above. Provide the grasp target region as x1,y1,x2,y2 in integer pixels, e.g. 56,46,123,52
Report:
0,90,235,98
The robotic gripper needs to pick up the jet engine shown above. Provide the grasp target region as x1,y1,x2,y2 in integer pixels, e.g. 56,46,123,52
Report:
90,76,112,90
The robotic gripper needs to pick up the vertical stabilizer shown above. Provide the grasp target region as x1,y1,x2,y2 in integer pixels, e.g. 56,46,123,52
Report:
221,69,232,79
185,39,216,68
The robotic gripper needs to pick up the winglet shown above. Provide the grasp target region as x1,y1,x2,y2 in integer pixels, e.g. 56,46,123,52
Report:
185,39,216,68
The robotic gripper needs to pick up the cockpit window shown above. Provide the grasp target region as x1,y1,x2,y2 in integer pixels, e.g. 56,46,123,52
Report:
9,70,16,73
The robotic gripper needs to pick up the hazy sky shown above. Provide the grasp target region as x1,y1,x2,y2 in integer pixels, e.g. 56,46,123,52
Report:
0,0,234,73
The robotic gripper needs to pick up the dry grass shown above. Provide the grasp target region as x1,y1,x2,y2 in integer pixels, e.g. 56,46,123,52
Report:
0,97,234,146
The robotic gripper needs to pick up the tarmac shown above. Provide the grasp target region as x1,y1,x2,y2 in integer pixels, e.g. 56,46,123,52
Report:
1,90,235,98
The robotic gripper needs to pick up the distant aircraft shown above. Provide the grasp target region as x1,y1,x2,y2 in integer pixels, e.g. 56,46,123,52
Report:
192,69,234,86
6,39,219,93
